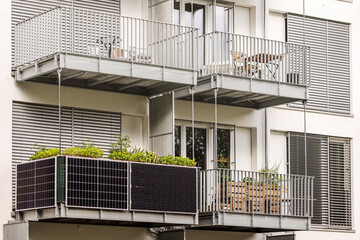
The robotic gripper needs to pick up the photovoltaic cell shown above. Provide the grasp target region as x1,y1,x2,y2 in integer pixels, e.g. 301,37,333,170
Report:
130,163,197,213
16,158,56,210
67,158,127,210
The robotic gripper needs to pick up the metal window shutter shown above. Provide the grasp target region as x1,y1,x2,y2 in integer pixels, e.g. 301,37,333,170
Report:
327,22,350,114
72,108,121,156
286,14,350,114
12,101,121,209
287,133,329,226
11,0,120,67
288,132,352,228
329,137,352,227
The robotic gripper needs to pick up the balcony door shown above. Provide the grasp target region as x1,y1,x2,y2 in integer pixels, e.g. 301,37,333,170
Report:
175,122,233,170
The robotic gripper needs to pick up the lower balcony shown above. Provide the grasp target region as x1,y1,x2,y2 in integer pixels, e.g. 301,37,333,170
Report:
15,156,198,227
14,7,198,96
196,169,314,232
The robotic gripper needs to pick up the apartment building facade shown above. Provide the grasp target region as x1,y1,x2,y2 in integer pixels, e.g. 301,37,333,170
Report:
1,0,358,240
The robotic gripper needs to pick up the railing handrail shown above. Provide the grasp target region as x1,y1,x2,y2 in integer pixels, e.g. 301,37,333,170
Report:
201,168,315,179
15,6,199,32
198,31,311,50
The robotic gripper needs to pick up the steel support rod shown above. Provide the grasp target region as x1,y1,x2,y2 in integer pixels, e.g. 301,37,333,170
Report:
191,87,195,160
214,88,218,169
303,100,307,176
58,68,62,153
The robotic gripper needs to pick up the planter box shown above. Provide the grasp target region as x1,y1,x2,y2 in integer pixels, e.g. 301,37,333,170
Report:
220,182,282,214
16,156,198,224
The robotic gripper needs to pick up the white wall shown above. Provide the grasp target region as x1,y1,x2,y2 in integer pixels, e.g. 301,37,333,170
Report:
268,12,285,41
1,0,360,239
234,6,251,35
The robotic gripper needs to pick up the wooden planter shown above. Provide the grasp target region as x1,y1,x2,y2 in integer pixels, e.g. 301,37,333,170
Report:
219,182,282,214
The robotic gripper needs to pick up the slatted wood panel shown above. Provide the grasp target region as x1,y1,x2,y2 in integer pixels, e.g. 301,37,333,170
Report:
286,14,350,114
287,132,352,228
12,101,121,209
11,0,120,67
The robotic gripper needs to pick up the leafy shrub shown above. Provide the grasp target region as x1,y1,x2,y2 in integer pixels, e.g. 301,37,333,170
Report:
109,135,131,153
30,141,103,160
108,135,196,167
30,145,59,160
62,141,103,158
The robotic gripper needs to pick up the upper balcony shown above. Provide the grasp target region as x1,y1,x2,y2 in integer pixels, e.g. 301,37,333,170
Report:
14,7,198,95
176,32,311,108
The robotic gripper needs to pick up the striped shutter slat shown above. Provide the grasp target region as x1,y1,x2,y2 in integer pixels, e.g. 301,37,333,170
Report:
327,22,350,114
287,132,352,229
12,101,121,209
286,14,350,114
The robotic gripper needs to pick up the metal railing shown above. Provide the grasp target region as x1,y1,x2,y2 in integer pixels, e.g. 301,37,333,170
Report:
198,32,310,86
15,7,198,70
199,169,314,217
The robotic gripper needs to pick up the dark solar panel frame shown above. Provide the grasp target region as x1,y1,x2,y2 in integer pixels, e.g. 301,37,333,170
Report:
66,157,128,210
16,157,56,211
130,163,197,214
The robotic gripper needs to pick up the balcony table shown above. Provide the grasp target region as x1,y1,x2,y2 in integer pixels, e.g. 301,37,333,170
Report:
247,53,284,80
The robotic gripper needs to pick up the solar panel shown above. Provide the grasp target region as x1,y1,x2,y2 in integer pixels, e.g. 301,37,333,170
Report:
67,157,128,210
16,158,56,210
130,163,197,213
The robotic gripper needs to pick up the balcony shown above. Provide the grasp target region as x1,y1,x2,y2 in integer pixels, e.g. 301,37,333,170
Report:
176,32,310,108
197,169,314,232
14,7,198,95
15,156,198,226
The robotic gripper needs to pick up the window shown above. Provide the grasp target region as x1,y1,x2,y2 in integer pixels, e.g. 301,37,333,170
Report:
174,123,233,170
286,14,350,114
185,3,205,35
12,101,122,209
287,132,352,229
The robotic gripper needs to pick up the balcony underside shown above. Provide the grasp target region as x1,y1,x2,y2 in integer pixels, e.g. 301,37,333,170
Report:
175,74,308,109
16,205,198,227
195,212,310,232
15,53,196,96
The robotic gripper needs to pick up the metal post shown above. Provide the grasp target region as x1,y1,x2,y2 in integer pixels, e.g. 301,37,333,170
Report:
214,88,218,169
58,68,62,153
212,0,216,32
264,0,269,169
191,87,195,160
303,100,307,176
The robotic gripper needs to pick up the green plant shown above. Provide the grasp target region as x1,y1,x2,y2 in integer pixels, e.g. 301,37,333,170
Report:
61,140,104,158
259,164,283,187
30,144,59,160
110,135,131,153
108,136,196,166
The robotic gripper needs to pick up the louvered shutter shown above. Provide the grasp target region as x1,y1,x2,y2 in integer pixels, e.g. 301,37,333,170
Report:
11,0,120,67
287,133,329,225
327,22,350,114
72,108,121,156
286,14,350,114
328,137,352,227
287,132,352,228
12,101,121,209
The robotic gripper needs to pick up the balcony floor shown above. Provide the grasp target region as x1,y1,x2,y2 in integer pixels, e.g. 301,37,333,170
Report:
175,74,308,109
194,212,311,232
16,205,198,227
15,53,196,96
